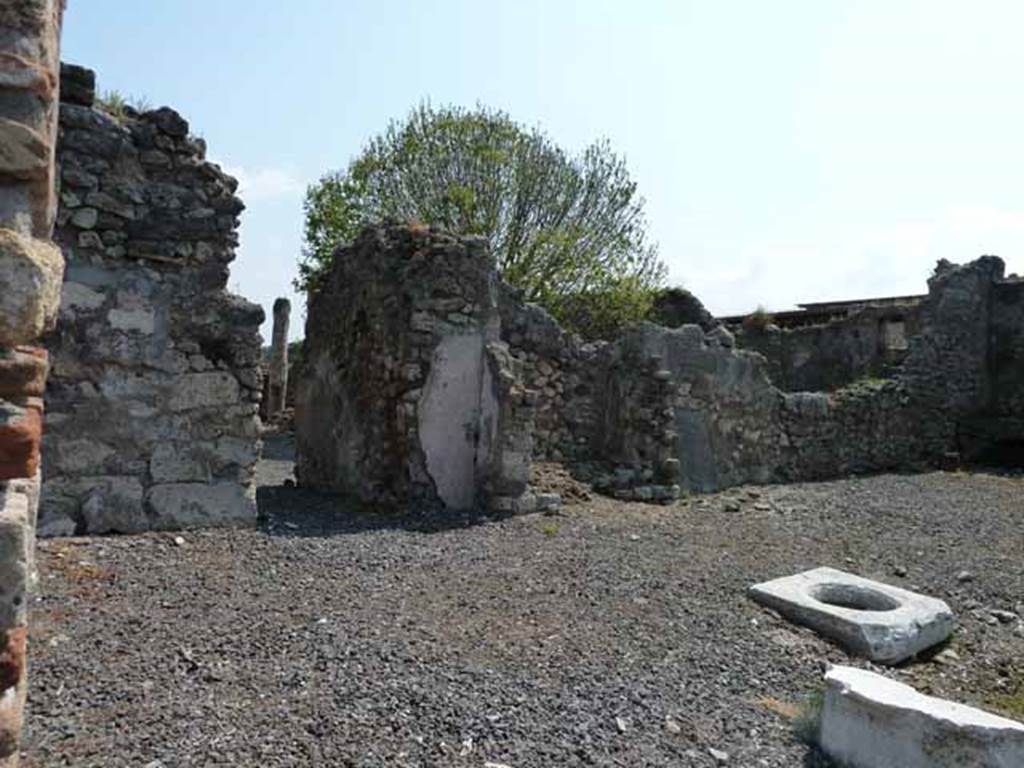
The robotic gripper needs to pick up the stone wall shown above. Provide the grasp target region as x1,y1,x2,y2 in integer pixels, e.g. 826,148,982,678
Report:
296,225,534,513
733,303,922,392
496,254,1021,496
295,222,1021,510
962,273,1024,463
0,1,65,763
38,63,264,536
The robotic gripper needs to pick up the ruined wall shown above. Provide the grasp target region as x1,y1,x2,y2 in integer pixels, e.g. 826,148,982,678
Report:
497,288,599,462
962,274,1024,463
990,278,1024,422
499,256,1018,495
296,225,534,513
38,64,264,535
734,304,922,393
296,218,1020,507
0,1,65,763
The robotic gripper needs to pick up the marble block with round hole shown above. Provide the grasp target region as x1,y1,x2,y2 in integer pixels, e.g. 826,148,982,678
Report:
748,567,955,664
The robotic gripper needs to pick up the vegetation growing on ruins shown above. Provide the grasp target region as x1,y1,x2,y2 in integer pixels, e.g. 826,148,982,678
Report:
299,103,666,339
742,305,775,332
96,89,152,120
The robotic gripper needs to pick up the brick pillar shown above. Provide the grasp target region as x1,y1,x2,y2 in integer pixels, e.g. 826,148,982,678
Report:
0,1,66,764
266,297,291,418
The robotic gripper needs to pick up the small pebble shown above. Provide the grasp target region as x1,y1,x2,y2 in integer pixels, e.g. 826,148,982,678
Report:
708,747,730,763
956,570,974,583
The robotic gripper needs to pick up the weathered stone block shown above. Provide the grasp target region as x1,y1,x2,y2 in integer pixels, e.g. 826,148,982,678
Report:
749,567,954,664
59,62,95,107
107,307,155,334
48,437,115,475
0,483,31,629
78,476,145,533
168,371,240,412
58,281,105,314
0,229,63,346
0,119,48,181
146,481,255,529
820,665,1024,768
149,443,209,483
70,206,98,229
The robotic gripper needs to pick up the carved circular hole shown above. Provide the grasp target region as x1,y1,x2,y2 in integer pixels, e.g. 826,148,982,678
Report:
811,583,900,612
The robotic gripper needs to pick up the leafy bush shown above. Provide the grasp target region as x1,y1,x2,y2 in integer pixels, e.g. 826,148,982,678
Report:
299,103,666,340
742,305,775,333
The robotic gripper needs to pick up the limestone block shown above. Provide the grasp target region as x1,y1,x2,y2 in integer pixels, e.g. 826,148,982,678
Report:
107,307,155,334
0,229,64,346
212,437,259,470
59,281,105,315
0,482,32,629
749,567,954,664
70,207,98,229
78,476,145,533
820,665,1024,768
36,512,75,538
49,438,115,475
146,481,256,529
149,443,209,483
83,191,135,220
0,119,48,181
169,372,240,412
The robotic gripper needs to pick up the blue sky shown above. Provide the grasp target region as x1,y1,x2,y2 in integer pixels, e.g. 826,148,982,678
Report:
63,1,1024,340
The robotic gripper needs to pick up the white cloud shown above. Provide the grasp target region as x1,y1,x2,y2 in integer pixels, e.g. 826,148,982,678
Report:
222,165,306,201
682,205,1024,317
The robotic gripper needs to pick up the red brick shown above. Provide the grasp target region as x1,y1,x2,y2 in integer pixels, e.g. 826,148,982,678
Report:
0,401,42,480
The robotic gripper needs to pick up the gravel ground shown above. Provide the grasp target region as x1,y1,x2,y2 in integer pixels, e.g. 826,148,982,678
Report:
22,435,1024,767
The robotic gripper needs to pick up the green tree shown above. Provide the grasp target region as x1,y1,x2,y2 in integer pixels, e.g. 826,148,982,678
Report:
298,103,666,339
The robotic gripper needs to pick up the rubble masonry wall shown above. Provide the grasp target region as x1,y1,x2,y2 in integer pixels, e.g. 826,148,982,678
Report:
296,225,533,512
38,64,264,536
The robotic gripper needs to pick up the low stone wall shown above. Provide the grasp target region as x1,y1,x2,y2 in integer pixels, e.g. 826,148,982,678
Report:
38,64,264,536
296,225,533,512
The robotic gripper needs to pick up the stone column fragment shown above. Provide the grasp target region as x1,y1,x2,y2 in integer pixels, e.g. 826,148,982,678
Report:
266,297,290,418
0,0,65,764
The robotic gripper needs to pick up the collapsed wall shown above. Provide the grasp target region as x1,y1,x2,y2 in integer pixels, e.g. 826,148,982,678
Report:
38,64,264,535
296,225,534,513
